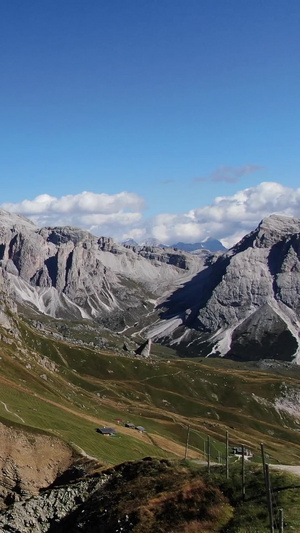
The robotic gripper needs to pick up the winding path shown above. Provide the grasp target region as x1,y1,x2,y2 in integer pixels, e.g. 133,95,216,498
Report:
270,464,300,476
0,400,25,423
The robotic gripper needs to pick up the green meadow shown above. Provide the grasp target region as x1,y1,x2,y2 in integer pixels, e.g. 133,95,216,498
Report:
0,317,300,466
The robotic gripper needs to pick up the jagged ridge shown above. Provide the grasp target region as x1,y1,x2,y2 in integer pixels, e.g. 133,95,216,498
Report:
147,214,300,363
0,209,207,329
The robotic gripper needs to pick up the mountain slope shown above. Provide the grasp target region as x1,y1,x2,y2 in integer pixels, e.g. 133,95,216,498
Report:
2,210,300,362
146,215,300,362
0,209,206,329
1,211,300,528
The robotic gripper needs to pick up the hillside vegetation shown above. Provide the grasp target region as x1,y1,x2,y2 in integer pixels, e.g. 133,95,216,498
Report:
1,457,299,532
0,313,300,467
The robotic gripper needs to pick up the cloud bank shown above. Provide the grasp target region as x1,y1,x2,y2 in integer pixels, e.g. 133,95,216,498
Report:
2,182,300,248
1,191,145,238
2,191,144,215
149,182,300,247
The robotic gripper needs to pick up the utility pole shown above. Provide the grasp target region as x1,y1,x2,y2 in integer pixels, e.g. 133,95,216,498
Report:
261,444,274,533
241,444,246,500
207,436,211,478
265,464,274,533
261,442,267,484
184,425,190,460
226,430,229,480
279,508,284,532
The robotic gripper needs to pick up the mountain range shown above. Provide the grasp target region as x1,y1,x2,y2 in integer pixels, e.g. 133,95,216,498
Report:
1,208,300,527
122,237,226,252
1,209,300,363
0,209,207,331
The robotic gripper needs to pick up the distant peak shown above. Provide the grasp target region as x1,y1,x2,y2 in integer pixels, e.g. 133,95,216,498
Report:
122,238,139,247
170,239,226,253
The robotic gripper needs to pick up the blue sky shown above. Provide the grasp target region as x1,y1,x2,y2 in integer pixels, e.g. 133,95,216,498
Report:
1,1,300,245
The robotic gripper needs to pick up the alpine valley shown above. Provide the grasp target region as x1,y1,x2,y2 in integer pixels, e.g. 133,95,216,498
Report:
1,208,300,532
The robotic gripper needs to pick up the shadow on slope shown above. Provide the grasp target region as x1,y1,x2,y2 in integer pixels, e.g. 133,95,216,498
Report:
156,255,231,332
156,229,258,331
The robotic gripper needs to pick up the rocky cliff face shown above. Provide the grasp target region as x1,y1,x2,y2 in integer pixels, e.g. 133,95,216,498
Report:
0,476,106,533
2,209,300,363
147,215,300,362
0,209,206,328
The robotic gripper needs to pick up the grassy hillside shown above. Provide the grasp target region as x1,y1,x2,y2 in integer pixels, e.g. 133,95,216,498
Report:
0,314,300,466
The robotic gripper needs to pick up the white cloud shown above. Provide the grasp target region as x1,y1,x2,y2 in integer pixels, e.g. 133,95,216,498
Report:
80,212,142,226
2,182,300,247
148,182,300,247
1,191,145,239
2,191,145,215
122,228,147,242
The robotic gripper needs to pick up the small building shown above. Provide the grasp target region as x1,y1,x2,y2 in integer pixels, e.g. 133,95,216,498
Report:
125,423,135,429
96,427,117,436
232,446,252,457
135,425,146,433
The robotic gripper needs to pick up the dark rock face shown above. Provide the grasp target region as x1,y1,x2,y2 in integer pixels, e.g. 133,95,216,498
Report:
135,339,152,357
227,304,298,361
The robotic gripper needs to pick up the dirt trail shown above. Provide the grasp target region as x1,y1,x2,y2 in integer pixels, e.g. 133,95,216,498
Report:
270,464,300,476
0,400,25,423
0,374,148,440
0,375,190,458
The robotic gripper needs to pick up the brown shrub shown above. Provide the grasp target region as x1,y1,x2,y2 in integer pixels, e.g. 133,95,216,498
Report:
132,478,233,532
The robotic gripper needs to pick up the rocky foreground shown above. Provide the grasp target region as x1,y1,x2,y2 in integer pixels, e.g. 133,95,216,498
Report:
0,457,231,533
1,455,299,532
0,423,73,508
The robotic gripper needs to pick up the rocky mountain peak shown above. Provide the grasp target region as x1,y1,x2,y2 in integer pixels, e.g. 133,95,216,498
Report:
255,214,300,247
0,213,207,327
229,214,300,256
3,209,300,364
148,214,300,363
39,226,95,246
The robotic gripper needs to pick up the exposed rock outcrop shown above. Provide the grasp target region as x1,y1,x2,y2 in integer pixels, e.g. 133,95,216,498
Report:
0,422,73,509
0,458,231,533
135,338,152,358
3,209,300,362
148,215,300,362
0,209,207,327
0,476,107,533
